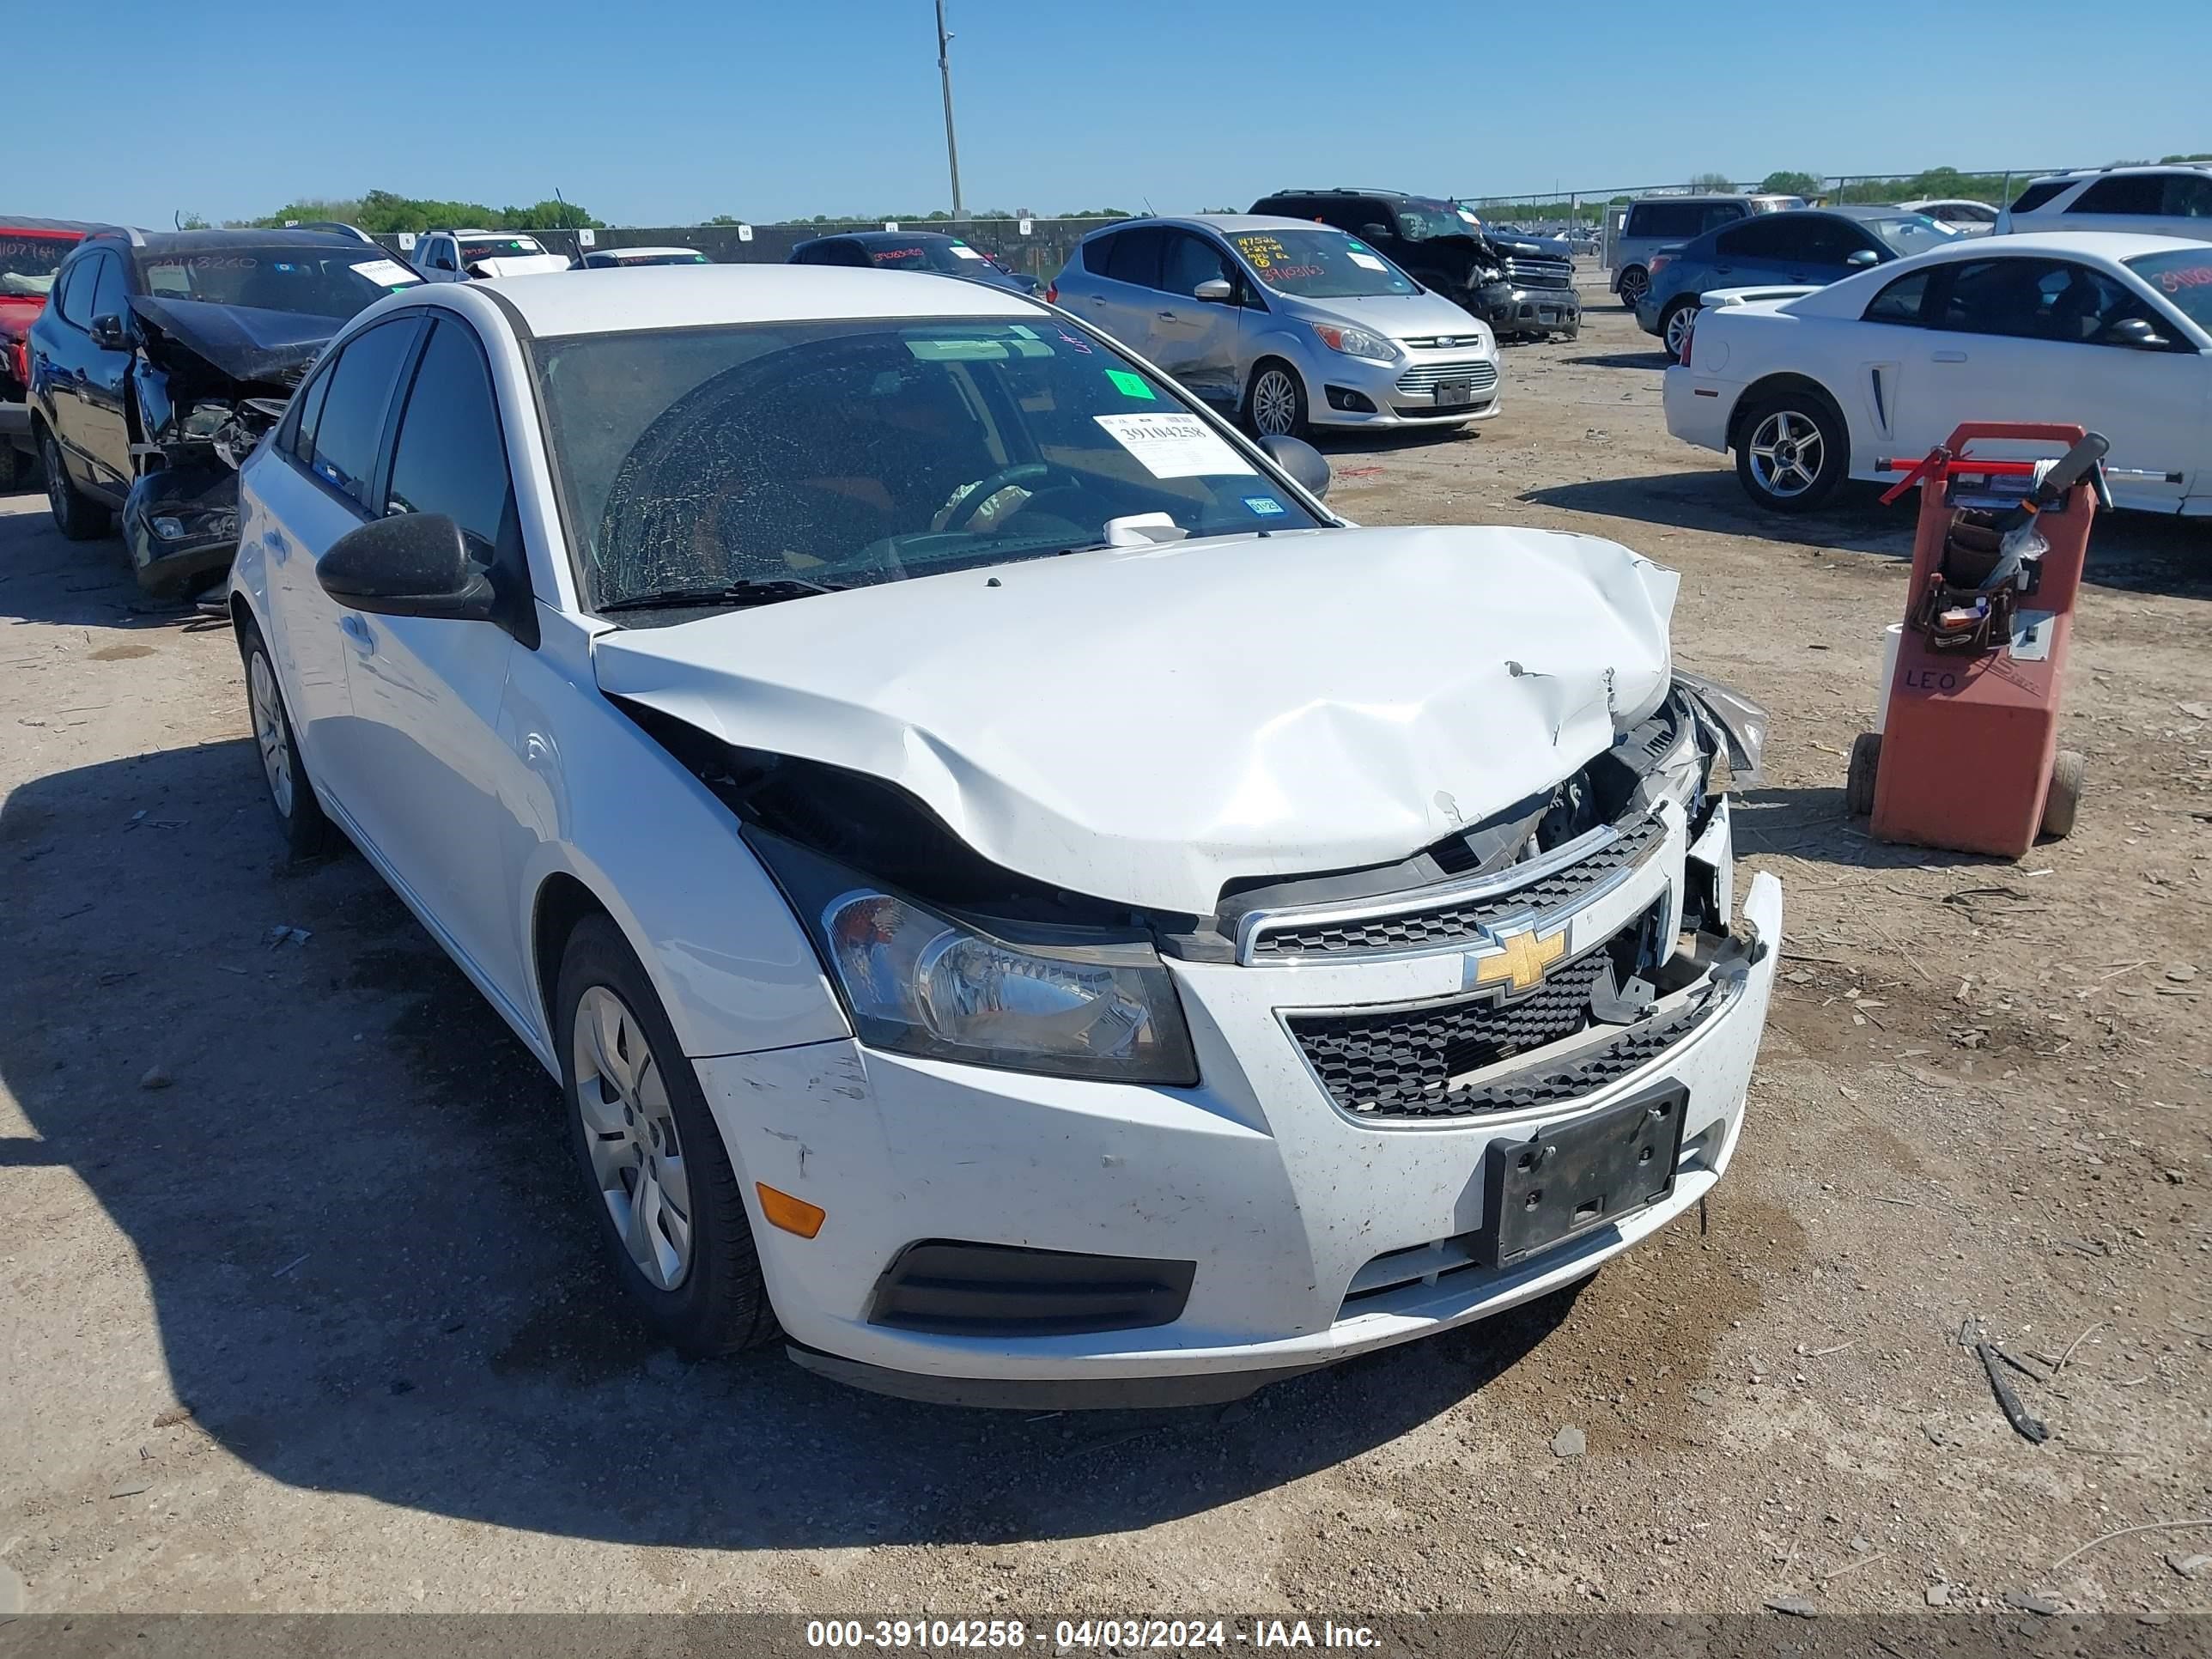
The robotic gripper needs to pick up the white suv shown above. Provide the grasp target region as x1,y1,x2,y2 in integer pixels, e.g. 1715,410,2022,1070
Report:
1997,165,2212,240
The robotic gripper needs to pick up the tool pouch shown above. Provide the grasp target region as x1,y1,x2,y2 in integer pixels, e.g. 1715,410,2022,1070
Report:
1912,513,2029,654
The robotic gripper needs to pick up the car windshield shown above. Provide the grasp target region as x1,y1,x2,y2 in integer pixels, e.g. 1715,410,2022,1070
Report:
461,235,548,261
611,251,708,266
0,234,75,298
1228,229,1419,299
1866,215,1958,256
532,317,1327,613
1392,200,1468,241
2127,248,2212,331
136,246,421,315
865,240,995,275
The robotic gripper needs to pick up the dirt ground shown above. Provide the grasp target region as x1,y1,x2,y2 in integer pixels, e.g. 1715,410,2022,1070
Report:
2,287,2208,1621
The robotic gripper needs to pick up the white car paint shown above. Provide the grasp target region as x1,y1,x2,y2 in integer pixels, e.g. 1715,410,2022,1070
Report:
413,229,574,282
1665,232,2212,515
231,264,1783,1403
1899,198,1998,235
1995,166,2212,242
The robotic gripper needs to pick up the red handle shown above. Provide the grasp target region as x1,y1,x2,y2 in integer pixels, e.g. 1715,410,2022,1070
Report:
1940,422,2086,449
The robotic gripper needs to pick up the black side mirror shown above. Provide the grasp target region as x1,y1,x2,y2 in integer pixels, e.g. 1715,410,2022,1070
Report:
2105,317,2169,350
1259,433,1329,501
89,313,130,350
1358,223,1392,243
316,513,497,623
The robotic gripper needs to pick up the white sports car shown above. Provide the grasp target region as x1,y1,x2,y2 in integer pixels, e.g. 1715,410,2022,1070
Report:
228,263,1781,1407
1664,231,2211,514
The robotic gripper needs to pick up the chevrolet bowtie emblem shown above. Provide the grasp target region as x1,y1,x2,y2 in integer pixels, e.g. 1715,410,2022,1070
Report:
1467,921,1568,994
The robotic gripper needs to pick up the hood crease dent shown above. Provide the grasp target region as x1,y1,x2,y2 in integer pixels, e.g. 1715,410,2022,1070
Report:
593,526,1680,916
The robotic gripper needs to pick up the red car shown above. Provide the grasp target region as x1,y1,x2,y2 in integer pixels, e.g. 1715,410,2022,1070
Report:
1,216,109,489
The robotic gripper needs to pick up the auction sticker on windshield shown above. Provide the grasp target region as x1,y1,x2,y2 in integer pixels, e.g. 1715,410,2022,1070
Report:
1347,252,1387,271
1094,413,1255,478
350,258,421,289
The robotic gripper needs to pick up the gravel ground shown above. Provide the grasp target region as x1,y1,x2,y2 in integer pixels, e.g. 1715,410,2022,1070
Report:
2,289,2208,1619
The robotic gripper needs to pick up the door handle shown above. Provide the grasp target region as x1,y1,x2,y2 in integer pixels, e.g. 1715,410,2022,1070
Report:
1933,350,1967,363
340,615,374,651
1157,309,1178,319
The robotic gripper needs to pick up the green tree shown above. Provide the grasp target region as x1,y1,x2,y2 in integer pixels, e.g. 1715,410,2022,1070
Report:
703,214,745,225
1686,172,1737,192
1758,170,1822,199
2160,153,2212,163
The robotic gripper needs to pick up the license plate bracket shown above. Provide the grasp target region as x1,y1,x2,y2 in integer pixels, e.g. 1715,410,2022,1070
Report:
1432,379,1475,408
1474,1083,1686,1268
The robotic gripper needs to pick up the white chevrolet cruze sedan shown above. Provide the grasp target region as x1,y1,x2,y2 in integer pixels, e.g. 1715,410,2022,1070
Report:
228,265,1783,1407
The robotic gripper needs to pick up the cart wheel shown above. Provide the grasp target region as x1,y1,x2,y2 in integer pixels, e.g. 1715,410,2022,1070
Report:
1844,732,1881,817
2042,749,2086,840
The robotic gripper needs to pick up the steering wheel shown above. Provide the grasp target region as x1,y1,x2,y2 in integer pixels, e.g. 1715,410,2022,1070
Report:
939,462,1079,534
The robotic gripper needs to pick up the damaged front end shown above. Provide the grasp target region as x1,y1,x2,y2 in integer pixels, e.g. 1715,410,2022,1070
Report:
123,296,325,598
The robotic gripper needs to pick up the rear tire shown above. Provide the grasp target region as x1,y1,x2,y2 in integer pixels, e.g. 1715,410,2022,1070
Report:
1662,299,1699,362
42,429,112,540
1734,386,1847,514
0,441,30,493
1616,266,1650,307
1845,732,1881,817
1243,359,1309,440
556,915,779,1359
2041,749,2085,839
238,617,333,860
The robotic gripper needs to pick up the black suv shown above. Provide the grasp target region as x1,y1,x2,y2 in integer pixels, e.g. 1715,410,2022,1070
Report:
1249,188,1579,341
29,228,419,595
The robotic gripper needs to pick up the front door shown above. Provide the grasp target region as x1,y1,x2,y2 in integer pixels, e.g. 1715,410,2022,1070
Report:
1896,255,2202,512
1146,231,1245,406
337,313,532,1009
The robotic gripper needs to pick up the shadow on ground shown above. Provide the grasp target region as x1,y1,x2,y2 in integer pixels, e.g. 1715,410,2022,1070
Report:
0,733,1585,1551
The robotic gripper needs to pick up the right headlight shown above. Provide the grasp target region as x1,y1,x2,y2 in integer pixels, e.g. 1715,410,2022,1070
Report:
750,832,1199,1085
1310,321,1401,364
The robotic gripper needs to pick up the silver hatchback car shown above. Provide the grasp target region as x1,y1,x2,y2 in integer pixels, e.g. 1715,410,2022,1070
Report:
1048,216,1503,437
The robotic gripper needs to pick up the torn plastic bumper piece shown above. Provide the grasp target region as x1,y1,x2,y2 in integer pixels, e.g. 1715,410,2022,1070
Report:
124,464,240,599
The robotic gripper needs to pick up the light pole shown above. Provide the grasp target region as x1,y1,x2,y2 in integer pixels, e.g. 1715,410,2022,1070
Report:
934,0,964,221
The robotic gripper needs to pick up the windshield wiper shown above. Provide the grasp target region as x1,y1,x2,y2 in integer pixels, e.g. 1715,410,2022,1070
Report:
598,576,844,615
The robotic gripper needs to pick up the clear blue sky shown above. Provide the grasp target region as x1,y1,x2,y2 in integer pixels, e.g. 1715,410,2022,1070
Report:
18,0,2204,228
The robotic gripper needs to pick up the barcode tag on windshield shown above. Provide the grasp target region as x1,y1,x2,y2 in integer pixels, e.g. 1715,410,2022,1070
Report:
351,258,419,287
1094,413,1255,479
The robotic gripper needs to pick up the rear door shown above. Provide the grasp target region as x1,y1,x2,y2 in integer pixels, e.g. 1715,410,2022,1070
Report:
2062,171,2211,238
1893,254,2201,508
337,313,533,1005
1079,226,1166,350
252,313,424,781
1707,216,1826,287
1147,230,1245,404
31,253,101,483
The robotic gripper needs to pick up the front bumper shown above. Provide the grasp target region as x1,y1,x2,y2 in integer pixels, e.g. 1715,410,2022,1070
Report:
701,813,1782,1406
123,464,241,599
1304,344,1506,431
1480,283,1581,339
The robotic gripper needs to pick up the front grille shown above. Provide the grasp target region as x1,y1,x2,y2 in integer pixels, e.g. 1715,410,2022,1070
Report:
1398,334,1488,350
1288,943,1612,1116
1287,951,1731,1121
1503,255,1575,291
1395,359,1499,396
1248,811,1666,961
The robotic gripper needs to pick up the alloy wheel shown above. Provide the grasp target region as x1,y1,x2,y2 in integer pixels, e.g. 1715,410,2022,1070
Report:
573,985,693,1291
1747,410,1824,500
247,650,295,817
1664,304,1698,360
1250,369,1299,436
1619,269,1649,306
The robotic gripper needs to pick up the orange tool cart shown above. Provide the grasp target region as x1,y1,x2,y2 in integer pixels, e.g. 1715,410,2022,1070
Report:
1845,423,2120,859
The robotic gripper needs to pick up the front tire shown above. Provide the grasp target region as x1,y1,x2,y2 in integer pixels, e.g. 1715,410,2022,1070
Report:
239,617,332,859
1616,266,1650,307
1244,359,1309,440
42,430,112,540
556,915,778,1359
1734,388,1847,513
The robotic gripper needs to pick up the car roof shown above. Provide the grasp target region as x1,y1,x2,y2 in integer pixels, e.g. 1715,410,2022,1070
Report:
0,216,116,236
1257,189,1437,204
1925,229,2212,261
2024,162,2212,185
830,230,969,246
1085,214,1326,239
594,246,702,258
457,263,1042,337
82,228,377,258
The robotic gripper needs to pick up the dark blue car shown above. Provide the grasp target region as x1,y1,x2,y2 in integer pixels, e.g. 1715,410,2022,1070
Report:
1635,207,1957,359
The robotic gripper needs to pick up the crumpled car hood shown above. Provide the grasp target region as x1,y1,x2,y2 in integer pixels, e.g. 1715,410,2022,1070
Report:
128,295,334,385
593,525,1680,915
